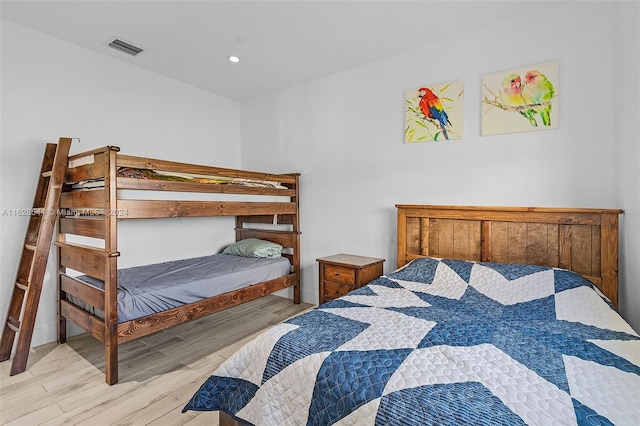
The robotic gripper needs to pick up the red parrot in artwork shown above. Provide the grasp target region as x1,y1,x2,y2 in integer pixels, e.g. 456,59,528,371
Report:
418,87,451,140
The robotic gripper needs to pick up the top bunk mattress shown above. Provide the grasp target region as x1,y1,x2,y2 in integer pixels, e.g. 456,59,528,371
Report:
69,167,288,190
75,253,291,323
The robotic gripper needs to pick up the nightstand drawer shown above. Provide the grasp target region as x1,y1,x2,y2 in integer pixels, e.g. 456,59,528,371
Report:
324,281,354,300
323,264,355,284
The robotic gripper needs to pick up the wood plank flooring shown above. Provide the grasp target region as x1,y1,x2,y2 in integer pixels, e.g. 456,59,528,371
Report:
0,295,314,425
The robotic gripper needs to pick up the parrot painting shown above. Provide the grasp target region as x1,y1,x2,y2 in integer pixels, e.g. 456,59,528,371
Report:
418,87,451,140
521,70,555,126
499,73,537,127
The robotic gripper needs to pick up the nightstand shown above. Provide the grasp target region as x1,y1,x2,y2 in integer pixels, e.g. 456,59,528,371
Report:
317,254,385,304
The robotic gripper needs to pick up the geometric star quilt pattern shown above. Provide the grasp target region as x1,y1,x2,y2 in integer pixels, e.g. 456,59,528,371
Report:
184,258,640,425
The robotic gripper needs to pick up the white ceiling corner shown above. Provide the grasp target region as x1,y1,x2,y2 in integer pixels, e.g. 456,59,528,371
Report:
1,0,530,101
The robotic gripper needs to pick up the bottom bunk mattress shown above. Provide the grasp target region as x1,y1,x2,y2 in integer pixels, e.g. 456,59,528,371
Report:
73,253,291,322
183,257,640,425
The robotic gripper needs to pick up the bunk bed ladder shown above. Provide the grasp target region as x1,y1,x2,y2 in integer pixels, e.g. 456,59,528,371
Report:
0,137,73,375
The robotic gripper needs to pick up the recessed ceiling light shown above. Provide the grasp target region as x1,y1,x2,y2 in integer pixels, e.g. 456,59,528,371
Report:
228,56,240,63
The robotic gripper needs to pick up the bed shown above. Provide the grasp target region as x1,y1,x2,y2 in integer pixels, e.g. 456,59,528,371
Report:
183,205,639,425
71,253,292,322
56,145,301,385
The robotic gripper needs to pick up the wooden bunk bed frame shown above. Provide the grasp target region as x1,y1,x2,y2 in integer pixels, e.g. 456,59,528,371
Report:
56,145,301,385
396,205,623,308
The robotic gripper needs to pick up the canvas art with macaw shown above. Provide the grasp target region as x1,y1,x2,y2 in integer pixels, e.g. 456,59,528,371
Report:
405,80,464,143
482,61,558,136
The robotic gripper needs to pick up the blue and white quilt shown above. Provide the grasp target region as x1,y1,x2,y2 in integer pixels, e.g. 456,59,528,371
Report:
183,258,640,425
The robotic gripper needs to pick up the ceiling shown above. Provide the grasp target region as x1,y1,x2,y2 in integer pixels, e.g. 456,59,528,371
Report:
1,1,528,101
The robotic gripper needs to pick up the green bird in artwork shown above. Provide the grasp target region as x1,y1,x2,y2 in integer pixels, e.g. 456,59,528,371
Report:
521,70,555,126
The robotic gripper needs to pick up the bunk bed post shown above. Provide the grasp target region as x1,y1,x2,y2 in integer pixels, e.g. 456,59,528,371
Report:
57,220,67,345
292,174,301,304
104,146,120,385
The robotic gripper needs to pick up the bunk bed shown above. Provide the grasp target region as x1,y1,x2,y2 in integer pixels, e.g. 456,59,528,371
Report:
56,145,301,385
184,205,639,426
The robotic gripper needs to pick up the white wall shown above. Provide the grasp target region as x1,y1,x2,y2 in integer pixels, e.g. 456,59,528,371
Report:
613,2,640,331
0,20,242,346
241,2,640,330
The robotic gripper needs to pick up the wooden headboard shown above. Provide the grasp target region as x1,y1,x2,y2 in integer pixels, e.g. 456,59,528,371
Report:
396,205,623,308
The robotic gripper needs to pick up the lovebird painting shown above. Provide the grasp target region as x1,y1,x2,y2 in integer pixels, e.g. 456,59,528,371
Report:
522,70,555,127
499,73,538,127
405,80,464,143
482,61,558,136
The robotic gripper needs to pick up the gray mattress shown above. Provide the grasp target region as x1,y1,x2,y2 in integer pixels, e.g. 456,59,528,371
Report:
74,253,291,323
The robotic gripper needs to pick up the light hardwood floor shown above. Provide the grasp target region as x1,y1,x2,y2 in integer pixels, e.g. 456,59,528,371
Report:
0,295,314,426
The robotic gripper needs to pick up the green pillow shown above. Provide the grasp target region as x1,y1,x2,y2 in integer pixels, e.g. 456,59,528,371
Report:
222,238,283,258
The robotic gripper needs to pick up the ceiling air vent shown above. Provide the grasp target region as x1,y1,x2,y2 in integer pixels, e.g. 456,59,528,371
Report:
108,38,144,56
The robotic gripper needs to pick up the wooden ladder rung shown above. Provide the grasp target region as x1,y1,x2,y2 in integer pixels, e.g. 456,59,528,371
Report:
41,170,52,178
6,318,20,333
16,281,29,291
25,244,36,251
